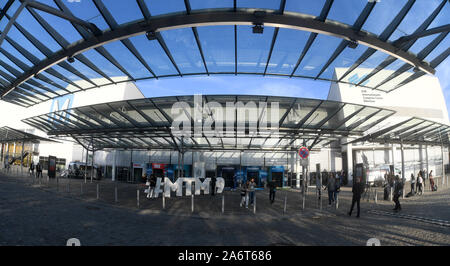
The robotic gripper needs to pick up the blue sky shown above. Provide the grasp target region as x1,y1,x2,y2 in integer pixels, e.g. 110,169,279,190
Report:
0,0,448,114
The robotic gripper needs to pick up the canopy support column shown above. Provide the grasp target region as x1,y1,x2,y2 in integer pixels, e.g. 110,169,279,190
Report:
112,149,116,181
441,144,445,186
400,140,405,183
21,141,24,176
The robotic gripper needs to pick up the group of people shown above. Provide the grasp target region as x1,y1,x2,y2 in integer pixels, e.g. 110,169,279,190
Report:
28,162,43,179
410,169,436,196
239,178,256,208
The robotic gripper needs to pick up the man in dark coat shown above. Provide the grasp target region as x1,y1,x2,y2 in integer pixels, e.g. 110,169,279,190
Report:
393,175,403,211
348,177,363,218
268,179,276,204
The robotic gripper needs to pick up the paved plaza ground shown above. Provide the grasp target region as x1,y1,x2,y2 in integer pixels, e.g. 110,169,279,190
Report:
0,171,449,246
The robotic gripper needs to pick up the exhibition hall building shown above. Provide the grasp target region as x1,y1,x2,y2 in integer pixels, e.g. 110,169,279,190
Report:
0,0,449,189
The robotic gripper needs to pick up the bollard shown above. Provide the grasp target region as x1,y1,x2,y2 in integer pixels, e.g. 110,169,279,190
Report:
191,194,194,213
80,182,83,195
221,194,224,214
114,185,118,203
137,189,140,208
253,192,256,214
67,182,70,193
283,192,287,214
336,194,339,209
162,184,165,209
96,184,99,200
390,187,393,202
319,188,322,211
375,189,378,204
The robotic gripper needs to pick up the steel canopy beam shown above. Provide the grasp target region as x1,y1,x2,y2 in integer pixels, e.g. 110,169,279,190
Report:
0,8,436,98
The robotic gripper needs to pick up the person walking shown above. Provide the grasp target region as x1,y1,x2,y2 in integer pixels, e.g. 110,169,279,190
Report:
248,178,256,205
417,173,423,195
29,162,35,177
429,170,436,191
348,177,363,218
393,175,403,211
240,181,249,208
268,178,276,204
316,172,322,200
147,173,156,199
334,172,341,206
35,162,42,180
422,169,427,191
410,173,415,194
326,174,336,205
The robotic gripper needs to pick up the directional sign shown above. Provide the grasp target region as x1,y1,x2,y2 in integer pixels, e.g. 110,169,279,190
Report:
298,146,309,159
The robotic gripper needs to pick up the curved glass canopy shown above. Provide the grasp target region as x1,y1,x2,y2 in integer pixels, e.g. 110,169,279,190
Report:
0,0,448,107
21,95,398,151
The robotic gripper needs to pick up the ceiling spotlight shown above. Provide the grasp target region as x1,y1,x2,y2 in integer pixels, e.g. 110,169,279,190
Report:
146,30,157,40
252,23,264,34
67,57,75,63
347,39,358,49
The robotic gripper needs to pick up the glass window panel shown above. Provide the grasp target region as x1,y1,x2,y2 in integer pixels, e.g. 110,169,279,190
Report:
14,9,61,52
4,26,46,60
408,34,437,55
237,25,274,73
0,53,22,75
318,43,368,80
129,35,178,76
294,34,341,78
50,64,90,89
1,41,33,68
283,99,319,127
326,0,367,26
81,49,125,78
362,0,407,36
388,0,442,42
266,28,309,75
94,104,133,127
424,36,450,63
304,102,344,128
29,75,65,95
339,106,379,130
102,41,152,79
0,64,17,79
237,0,281,10
5,0,20,16
60,0,110,30
160,28,205,74
377,71,415,92
320,104,359,129
285,0,326,16
343,51,389,85
354,110,395,131
102,0,143,25
144,0,185,16
197,26,235,73
33,3,83,43
190,0,233,9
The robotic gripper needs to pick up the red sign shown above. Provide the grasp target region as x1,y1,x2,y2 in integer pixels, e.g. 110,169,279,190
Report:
298,146,309,159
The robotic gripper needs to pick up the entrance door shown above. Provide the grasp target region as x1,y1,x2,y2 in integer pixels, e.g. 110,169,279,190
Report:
272,172,283,187
222,168,235,188
153,168,164,177
134,168,144,183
